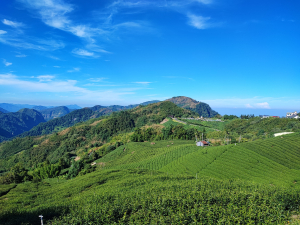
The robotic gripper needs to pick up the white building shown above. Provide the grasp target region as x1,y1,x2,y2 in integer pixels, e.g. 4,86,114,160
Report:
286,111,299,119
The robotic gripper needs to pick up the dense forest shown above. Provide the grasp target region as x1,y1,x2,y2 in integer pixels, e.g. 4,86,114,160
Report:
0,109,46,142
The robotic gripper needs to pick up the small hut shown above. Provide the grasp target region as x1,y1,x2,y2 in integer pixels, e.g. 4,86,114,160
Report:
196,141,209,147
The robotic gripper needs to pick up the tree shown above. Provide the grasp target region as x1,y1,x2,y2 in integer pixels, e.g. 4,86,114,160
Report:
10,163,31,183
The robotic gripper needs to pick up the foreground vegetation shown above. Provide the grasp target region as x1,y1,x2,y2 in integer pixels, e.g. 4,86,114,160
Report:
1,169,299,225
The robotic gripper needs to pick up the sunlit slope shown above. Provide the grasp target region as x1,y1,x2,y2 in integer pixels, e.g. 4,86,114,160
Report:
162,133,300,186
99,133,300,186
1,169,299,224
96,140,197,170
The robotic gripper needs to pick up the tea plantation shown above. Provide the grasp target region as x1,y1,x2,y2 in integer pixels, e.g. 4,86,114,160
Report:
0,133,300,224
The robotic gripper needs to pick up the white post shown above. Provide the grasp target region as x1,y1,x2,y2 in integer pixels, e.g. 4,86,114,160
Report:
39,215,43,225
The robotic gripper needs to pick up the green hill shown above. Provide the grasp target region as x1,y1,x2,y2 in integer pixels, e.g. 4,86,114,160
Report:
166,96,219,118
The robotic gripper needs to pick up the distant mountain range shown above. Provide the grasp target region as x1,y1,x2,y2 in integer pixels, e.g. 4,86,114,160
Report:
0,103,82,112
0,98,218,142
0,107,9,113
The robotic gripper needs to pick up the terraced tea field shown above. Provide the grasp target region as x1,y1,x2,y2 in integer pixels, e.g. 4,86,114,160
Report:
98,133,300,187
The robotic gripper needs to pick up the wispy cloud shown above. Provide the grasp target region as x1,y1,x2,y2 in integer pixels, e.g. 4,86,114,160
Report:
256,102,271,109
37,75,55,81
18,0,108,53
72,49,96,57
245,102,271,109
201,96,300,109
133,82,152,85
0,30,7,35
67,67,80,73
0,33,65,51
0,73,137,103
88,78,107,82
2,19,24,28
15,54,27,57
187,14,211,29
3,59,12,66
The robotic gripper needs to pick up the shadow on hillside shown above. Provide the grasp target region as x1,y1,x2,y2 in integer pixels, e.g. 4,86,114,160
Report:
0,205,69,225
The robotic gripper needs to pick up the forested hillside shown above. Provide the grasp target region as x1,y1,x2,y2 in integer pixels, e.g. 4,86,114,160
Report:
166,96,219,117
0,109,46,142
39,106,75,121
0,101,197,172
225,117,300,137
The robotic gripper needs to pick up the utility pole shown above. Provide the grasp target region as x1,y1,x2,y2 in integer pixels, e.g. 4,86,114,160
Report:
202,133,203,141
39,215,43,225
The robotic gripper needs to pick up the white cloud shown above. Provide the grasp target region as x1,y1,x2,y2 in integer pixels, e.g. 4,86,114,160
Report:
256,102,271,109
2,19,23,28
67,67,80,72
187,14,210,29
0,73,137,103
134,82,152,85
88,78,107,82
245,104,253,108
19,0,73,29
0,73,84,93
0,34,64,51
0,30,7,35
3,59,12,66
72,49,96,57
37,75,55,81
18,0,105,44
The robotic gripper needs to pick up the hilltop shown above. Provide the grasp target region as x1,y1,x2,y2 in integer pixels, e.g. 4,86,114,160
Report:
166,96,219,118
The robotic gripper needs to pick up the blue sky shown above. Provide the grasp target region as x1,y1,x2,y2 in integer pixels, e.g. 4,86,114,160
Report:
0,0,299,111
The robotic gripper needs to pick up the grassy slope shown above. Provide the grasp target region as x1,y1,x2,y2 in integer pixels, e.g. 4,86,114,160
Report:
1,134,300,224
1,169,299,224
162,118,216,133
98,133,300,187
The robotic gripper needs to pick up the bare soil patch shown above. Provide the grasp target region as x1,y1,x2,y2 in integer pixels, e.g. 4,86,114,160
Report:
90,120,103,126
59,127,71,136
